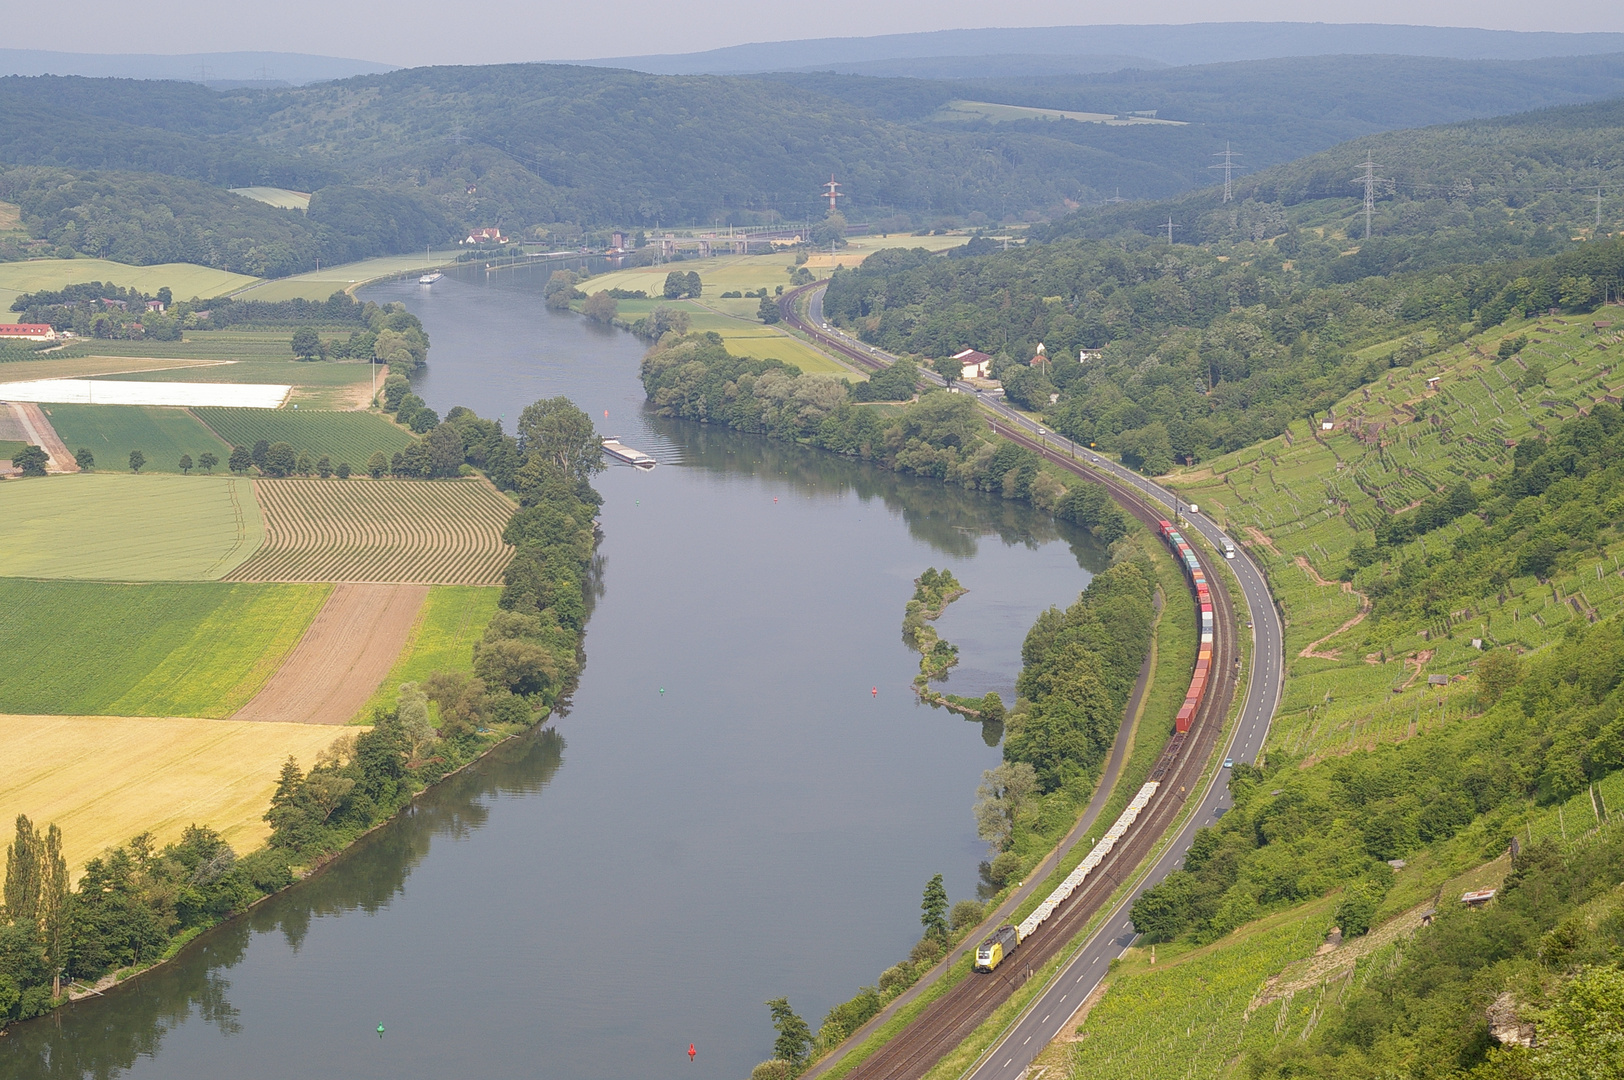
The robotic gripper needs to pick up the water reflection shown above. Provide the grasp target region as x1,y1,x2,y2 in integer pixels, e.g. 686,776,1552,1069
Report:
5,730,563,1078
654,418,1093,564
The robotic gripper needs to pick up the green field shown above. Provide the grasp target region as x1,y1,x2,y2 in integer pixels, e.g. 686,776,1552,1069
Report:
0,472,263,580
0,439,27,462
231,252,460,302
0,259,259,307
43,403,230,474
0,579,328,715
230,186,311,211
195,407,413,464
359,585,503,719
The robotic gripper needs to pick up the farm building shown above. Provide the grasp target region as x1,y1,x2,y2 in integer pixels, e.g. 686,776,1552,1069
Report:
0,323,59,341
463,227,505,244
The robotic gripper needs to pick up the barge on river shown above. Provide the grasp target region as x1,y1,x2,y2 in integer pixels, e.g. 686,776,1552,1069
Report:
600,437,656,469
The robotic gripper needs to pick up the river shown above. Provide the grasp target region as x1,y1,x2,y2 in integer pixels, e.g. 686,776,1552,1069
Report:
7,262,1105,1080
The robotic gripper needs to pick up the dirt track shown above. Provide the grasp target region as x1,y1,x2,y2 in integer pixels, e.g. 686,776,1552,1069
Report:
8,402,78,472
232,582,428,724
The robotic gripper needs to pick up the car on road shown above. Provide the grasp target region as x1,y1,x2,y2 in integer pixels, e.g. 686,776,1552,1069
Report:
1223,758,1234,768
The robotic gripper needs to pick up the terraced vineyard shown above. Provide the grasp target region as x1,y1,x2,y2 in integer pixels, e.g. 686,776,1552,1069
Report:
227,479,515,584
193,407,413,465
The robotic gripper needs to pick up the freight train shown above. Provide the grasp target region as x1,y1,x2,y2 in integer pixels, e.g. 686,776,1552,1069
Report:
971,520,1218,975
973,780,1161,972
1159,519,1213,735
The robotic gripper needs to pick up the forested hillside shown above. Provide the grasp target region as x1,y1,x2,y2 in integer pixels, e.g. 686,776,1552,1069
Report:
1047,94,1624,265
6,53,1624,277
824,223,1624,470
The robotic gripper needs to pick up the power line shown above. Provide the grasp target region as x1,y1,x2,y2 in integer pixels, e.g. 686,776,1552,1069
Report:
1353,156,1385,240
1163,216,1180,245
1209,144,1242,203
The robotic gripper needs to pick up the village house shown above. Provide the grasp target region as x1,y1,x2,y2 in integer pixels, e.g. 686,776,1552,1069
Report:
463,227,505,245
1029,342,1047,366
952,347,992,380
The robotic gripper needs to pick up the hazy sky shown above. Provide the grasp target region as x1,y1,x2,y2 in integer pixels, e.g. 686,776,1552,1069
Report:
43,0,1624,67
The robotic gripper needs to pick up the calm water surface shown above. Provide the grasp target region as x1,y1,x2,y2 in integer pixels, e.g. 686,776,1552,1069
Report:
7,264,1104,1080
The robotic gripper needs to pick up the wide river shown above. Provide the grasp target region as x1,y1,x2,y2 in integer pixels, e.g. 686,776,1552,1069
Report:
10,262,1103,1080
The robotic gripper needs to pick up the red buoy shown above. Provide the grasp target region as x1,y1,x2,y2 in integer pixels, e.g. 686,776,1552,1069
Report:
689,1043,697,1062
872,687,878,697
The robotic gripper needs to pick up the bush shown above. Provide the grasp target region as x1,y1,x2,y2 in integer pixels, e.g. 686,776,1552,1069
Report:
950,899,986,932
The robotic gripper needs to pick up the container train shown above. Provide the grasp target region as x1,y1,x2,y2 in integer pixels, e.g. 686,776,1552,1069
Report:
970,521,1219,975
1158,519,1213,735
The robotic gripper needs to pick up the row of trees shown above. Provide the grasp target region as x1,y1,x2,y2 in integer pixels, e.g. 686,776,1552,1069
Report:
640,334,1113,523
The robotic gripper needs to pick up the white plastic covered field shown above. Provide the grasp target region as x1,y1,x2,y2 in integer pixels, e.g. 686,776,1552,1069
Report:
0,379,291,408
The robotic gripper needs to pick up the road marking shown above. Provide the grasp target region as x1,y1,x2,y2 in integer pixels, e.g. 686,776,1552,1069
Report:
1042,1014,1050,1023
1023,1036,1031,1045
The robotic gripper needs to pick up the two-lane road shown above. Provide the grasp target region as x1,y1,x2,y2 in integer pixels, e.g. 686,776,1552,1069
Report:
788,283,1285,1079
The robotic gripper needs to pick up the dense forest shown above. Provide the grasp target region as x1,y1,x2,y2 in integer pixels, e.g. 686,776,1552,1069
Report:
0,398,604,1024
822,230,1624,471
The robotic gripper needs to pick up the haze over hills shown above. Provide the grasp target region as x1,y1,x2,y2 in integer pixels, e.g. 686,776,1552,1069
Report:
584,22,1624,76
0,49,394,85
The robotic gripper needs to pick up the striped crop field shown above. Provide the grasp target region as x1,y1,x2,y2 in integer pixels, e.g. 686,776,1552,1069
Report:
193,407,414,466
226,478,515,584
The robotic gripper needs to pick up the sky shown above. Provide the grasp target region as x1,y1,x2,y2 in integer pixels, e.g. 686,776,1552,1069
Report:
36,1,1624,68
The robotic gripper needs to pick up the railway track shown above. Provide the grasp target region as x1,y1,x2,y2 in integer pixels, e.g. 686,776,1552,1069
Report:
778,284,1245,1080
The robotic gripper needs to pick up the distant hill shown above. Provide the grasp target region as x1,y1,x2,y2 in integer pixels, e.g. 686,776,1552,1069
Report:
0,49,393,85
1042,93,1624,277
584,22,1624,75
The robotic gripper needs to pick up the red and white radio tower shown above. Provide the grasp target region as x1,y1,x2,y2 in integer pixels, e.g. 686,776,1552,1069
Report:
822,175,843,213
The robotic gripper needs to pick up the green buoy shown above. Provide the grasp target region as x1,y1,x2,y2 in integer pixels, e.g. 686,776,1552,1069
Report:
378,1024,386,1037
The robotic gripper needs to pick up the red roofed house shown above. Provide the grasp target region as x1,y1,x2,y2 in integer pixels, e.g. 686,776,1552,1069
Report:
463,227,505,245
952,347,992,380
1029,342,1047,367
0,323,58,341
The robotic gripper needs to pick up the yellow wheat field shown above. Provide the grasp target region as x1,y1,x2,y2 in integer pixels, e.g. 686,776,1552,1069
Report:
0,714,355,875
226,478,515,585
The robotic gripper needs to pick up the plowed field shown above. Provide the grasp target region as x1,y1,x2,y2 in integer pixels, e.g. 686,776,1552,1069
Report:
232,583,428,724
226,478,515,584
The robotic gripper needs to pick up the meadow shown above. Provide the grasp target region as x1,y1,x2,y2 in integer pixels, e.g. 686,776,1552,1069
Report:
0,258,259,311
229,186,312,211
0,579,327,715
42,402,229,473
227,478,516,584
195,407,413,464
0,713,350,874
0,472,264,580
1051,898,1336,1080
0,355,229,380
230,251,459,302
1167,311,1624,761
358,585,503,719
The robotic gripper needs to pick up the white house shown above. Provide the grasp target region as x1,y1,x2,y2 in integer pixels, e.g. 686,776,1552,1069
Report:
952,347,992,380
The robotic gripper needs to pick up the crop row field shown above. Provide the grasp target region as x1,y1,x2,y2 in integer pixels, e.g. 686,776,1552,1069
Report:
194,406,413,465
227,478,516,584
0,472,264,580
0,579,328,716
41,403,229,473
0,713,349,875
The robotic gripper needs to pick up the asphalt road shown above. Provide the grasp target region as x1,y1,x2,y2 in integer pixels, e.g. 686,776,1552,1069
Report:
799,284,1286,1079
